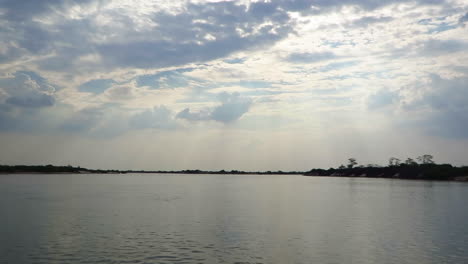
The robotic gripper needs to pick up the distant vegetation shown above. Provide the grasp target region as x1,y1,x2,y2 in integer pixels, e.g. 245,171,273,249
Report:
0,165,300,175
305,155,468,181
1,155,467,181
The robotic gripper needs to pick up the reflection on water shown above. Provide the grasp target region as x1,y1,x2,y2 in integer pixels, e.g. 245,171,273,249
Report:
1,174,467,263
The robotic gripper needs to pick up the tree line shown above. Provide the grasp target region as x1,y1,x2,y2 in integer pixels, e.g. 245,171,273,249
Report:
306,155,468,181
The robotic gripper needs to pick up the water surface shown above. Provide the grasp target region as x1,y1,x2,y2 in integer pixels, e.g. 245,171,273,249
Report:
1,174,467,263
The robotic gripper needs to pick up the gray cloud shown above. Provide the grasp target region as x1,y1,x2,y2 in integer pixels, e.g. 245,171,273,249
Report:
0,70,57,132
459,12,468,25
287,0,445,14
286,51,338,64
98,1,293,69
395,74,468,138
420,39,468,56
60,107,103,133
177,92,252,123
136,69,197,89
79,79,115,94
0,71,56,108
176,108,211,121
0,0,450,72
0,0,95,22
129,106,177,130
367,89,400,110
350,16,394,28
419,75,468,138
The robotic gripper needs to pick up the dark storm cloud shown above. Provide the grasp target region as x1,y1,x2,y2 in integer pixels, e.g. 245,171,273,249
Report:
177,92,252,123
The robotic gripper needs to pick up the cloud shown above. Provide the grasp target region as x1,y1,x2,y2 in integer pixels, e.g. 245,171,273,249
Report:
105,85,135,101
177,92,252,123
382,74,468,139
129,106,177,130
367,89,400,110
418,75,468,138
459,12,468,25
420,39,468,56
79,79,115,94
0,0,95,22
350,16,394,28
96,1,294,69
319,60,360,72
285,0,445,14
0,0,451,73
286,51,338,64
136,69,196,89
60,107,103,133
176,108,211,121
0,71,56,108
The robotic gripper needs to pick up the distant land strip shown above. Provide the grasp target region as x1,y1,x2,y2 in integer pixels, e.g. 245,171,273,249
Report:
1,161,468,181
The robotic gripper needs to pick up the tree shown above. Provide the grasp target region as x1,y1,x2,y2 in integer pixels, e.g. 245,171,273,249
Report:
347,158,357,169
417,154,434,164
389,157,401,166
405,158,417,165
338,165,346,169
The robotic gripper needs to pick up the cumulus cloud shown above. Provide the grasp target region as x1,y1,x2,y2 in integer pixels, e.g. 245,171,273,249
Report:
177,92,252,123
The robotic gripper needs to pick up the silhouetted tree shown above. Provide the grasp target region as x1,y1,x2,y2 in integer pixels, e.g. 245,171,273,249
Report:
389,157,401,166
405,158,417,165
347,158,357,169
417,154,434,164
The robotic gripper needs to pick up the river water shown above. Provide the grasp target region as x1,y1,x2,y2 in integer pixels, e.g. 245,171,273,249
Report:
1,173,467,263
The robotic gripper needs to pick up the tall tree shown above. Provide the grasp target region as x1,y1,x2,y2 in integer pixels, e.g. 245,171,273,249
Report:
389,157,401,166
347,158,357,169
417,154,434,164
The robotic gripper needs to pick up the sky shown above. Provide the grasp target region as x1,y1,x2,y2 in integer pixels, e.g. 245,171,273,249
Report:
0,0,467,171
